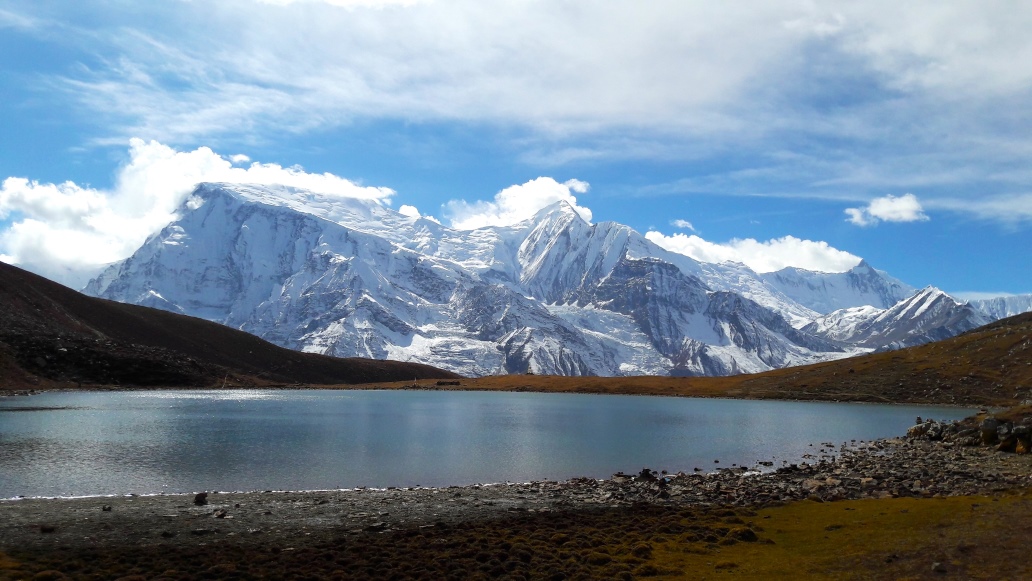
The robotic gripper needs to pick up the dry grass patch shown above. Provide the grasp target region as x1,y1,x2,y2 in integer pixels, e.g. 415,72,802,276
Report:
646,491,1032,579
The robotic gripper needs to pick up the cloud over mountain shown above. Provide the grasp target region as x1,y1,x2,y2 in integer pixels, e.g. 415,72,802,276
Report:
445,178,592,230
643,232,862,274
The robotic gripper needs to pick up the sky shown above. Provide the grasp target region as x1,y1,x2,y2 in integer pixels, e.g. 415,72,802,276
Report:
1,1,1030,298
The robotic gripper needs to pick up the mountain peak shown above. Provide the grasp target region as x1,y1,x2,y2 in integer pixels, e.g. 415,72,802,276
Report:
528,199,590,226
914,285,947,297
533,199,576,217
909,286,956,304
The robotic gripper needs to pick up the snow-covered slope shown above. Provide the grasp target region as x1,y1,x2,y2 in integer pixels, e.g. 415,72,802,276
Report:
968,295,1032,321
86,182,992,377
761,260,914,314
804,287,991,351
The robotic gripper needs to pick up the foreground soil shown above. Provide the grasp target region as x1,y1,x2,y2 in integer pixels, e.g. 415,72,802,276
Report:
3,434,1031,580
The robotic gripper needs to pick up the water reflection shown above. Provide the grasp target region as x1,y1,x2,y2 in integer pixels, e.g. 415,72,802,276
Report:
0,390,971,497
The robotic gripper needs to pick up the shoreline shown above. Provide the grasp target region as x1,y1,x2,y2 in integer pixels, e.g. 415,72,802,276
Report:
4,435,1031,551
3,427,1031,578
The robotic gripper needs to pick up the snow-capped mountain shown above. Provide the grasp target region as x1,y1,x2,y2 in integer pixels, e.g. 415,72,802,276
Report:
803,287,992,351
84,182,998,377
968,295,1032,321
760,261,914,314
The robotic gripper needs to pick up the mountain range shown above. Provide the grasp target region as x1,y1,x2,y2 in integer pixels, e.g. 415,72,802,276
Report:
82,182,1030,377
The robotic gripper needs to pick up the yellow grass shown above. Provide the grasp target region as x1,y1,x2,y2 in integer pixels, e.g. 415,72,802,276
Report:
647,492,1032,579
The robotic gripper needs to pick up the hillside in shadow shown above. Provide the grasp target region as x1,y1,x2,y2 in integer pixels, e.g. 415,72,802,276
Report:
0,261,459,391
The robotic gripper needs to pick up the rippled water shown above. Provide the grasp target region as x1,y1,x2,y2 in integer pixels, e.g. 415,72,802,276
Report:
0,390,971,497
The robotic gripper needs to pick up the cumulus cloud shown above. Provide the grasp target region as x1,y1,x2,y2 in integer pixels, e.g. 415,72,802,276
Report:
397,204,420,218
445,177,592,230
644,231,862,274
845,193,929,226
671,219,695,231
0,139,394,288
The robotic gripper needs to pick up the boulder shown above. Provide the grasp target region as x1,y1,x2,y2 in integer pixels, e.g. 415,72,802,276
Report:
979,418,1000,444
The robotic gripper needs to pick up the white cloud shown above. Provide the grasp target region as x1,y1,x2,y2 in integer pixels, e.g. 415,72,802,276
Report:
25,1,1031,143
845,193,929,226
0,8,36,29
928,193,1032,224
671,219,695,231
397,204,420,218
7,2,1032,229
0,139,394,288
445,177,592,230
644,231,861,274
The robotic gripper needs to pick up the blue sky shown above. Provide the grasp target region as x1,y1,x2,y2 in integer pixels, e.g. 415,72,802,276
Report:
1,1,1030,297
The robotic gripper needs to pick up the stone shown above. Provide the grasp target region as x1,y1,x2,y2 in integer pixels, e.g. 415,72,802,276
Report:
980,418,1000,444
907,423,930,438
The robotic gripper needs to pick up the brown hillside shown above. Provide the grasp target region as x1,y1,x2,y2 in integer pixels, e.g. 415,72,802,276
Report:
0,261,459,391
370,312,1032,406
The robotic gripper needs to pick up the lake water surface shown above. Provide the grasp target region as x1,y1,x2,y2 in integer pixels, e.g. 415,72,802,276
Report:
0,390,972,498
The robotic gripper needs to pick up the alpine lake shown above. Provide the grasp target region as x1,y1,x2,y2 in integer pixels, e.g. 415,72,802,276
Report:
0,389,972,498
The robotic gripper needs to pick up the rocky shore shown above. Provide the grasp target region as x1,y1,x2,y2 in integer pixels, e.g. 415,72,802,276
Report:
4,431,1030,553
